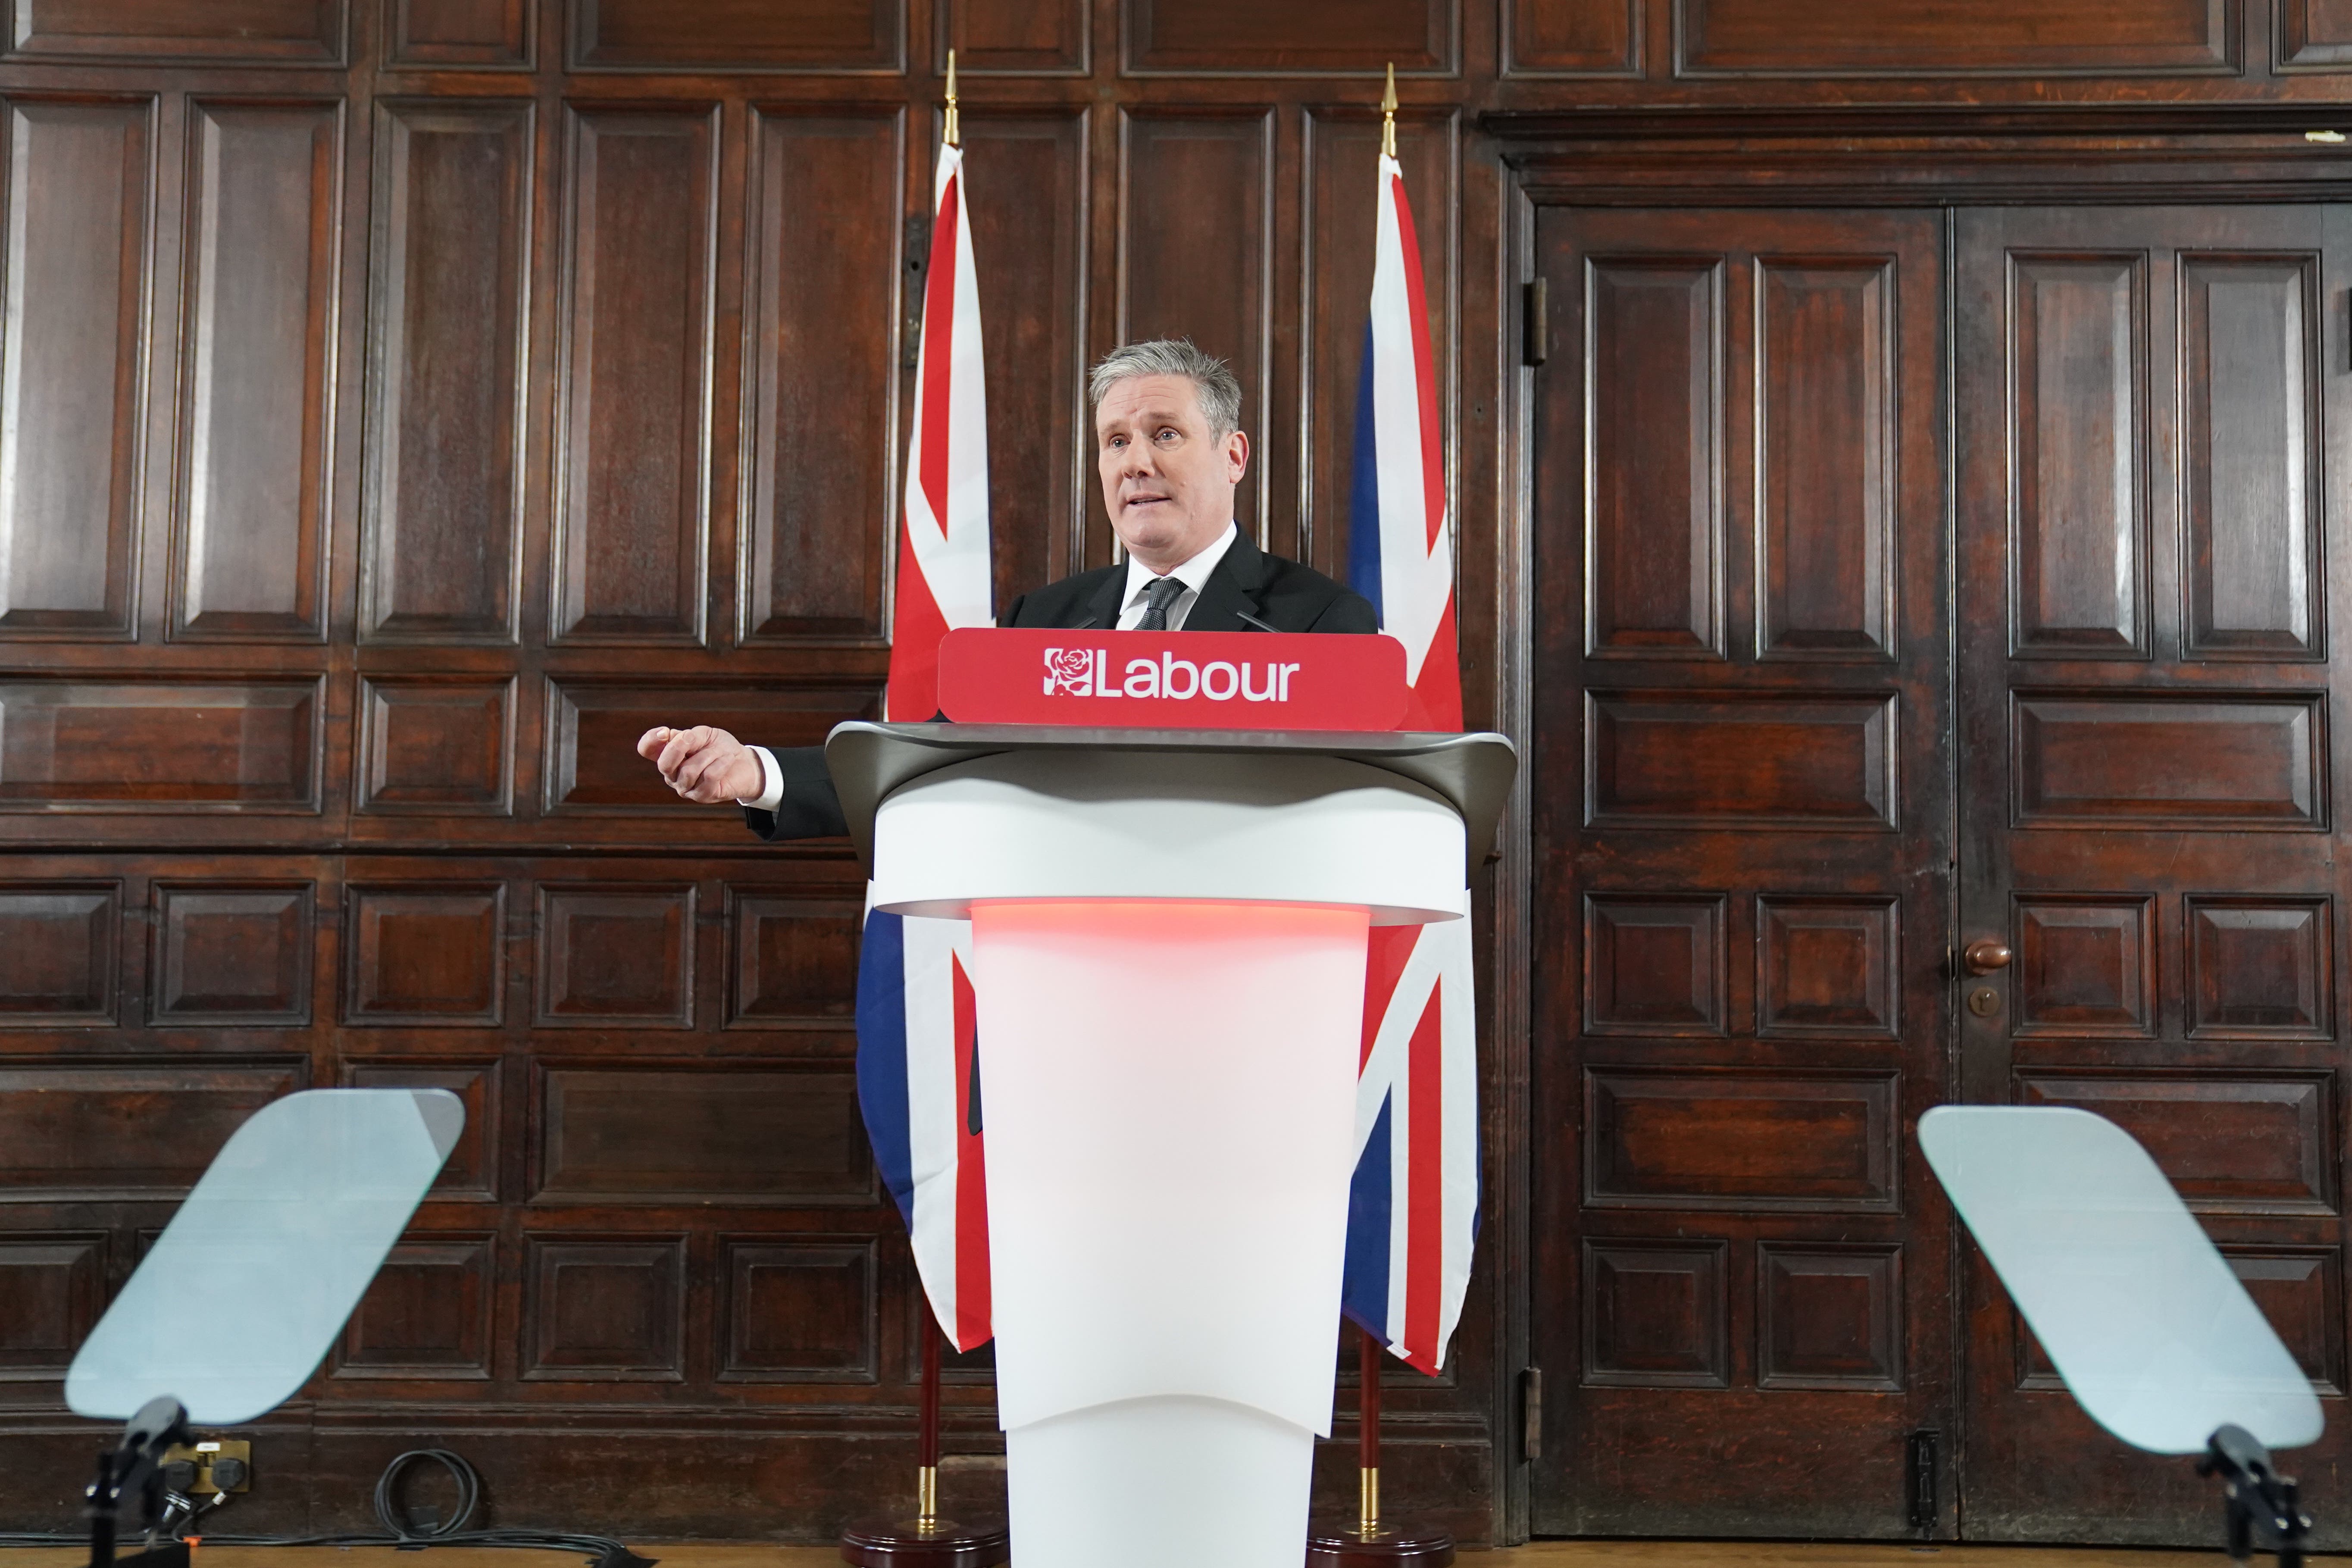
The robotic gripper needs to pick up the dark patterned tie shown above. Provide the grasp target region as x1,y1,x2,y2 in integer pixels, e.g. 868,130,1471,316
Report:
1135,575,1187,631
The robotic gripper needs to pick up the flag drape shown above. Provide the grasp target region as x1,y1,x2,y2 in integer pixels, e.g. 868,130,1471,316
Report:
886,143,993,724
857,143,995,1351
1340,151,1478,1377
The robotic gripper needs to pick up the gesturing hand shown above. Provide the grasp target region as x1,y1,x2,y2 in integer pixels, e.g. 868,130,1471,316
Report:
637,725,764,805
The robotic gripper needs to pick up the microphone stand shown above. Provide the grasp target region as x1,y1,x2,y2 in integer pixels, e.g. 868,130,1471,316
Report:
85,1396,191,1568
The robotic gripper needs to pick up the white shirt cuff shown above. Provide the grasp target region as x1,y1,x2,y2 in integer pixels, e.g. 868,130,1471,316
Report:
739,745,785,812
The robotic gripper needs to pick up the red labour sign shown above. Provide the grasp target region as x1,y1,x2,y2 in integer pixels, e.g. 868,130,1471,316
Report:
934,627,1410,731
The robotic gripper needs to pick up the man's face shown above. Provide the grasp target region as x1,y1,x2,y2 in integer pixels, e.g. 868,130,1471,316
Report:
1094,374,1249,574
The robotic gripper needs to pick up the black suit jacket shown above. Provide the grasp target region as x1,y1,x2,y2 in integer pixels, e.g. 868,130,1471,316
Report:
743,532,1376,841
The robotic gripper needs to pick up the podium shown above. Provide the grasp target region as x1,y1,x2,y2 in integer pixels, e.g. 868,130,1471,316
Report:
829,720,1514,1568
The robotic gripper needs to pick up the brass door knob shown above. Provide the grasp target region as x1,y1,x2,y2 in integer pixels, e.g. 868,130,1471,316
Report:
1963,940,2013,975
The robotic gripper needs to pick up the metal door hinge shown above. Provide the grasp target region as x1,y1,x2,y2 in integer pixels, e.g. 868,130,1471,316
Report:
1907,1429,1939,1531
1522,278,1548,366
901,211,933,370
1520,1365,1544,1462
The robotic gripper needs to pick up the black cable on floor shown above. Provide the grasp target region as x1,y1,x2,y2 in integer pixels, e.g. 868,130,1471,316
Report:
4,1449,659,1568
373,1448,482,1541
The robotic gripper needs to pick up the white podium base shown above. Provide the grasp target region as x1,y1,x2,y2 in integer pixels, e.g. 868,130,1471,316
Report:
1005,1395,1314,1568
970,898,1368,1566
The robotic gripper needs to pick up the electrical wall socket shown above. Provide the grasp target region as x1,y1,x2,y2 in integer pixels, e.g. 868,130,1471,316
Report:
160,1439,251,1494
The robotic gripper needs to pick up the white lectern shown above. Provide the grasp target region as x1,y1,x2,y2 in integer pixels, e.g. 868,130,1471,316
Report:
829,722,1514,1568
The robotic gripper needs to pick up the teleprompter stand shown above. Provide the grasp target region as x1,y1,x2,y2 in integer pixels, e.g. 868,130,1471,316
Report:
1307,1326,1453,1567
2200,1424,2313,1568
838,1324,1008,1568
83,1395,193,1568
1921,1107,2324,1568
67,1092,462,1568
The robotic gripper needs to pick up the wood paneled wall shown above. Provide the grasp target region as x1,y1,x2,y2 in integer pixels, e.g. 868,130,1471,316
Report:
0,0,1491,1544
6,0,2352,1548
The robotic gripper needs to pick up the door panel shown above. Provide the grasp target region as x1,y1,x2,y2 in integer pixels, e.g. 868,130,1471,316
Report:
1530,207,1956,1537
1954,206,2352,1543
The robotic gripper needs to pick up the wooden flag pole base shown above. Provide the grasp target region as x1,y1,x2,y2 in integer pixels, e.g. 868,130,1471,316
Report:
837,1516,1008,1568
1307,1325,1455,1568
1307,1518,1460,1567
838,1323,1007,1568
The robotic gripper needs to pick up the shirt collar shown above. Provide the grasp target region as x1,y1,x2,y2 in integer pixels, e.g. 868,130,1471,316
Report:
1122,520,1239,606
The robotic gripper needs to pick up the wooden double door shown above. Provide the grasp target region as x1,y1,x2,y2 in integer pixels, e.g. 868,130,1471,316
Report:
1529,203,2352,1542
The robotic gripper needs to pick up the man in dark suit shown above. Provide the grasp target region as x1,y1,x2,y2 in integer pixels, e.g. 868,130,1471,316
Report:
639,338,1376,839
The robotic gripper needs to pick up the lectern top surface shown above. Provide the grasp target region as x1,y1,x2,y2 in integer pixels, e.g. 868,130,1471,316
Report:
825,722,1517,877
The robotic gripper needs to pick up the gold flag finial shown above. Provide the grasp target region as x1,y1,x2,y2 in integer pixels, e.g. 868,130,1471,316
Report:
945,48,960,148
1381,61,1397,159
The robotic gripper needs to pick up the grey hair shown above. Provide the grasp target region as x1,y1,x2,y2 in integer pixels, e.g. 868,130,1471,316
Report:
1087,338,1243,439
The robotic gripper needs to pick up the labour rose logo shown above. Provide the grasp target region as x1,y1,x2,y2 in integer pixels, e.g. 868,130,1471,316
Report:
1042,647,1092,696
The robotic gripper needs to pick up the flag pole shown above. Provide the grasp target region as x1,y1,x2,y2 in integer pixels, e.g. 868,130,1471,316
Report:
1359,1321,1383,1535
1307,58,1460,1568
1381,59,1397,159
945,47,959,148
841,1317,1007,1566
841,62,1007,1562
916,1322,941,1531
1311,1320,1454,1564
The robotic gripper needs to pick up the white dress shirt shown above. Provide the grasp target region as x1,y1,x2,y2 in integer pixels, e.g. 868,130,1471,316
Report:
1114,520,1237,632
741,521,1242,811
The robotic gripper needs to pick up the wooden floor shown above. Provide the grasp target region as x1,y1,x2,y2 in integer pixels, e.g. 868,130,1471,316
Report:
0,1542,2263,1567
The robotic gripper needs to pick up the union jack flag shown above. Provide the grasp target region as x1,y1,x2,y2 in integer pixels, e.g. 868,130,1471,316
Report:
1341,149,1478,1376
857,140,994,1350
